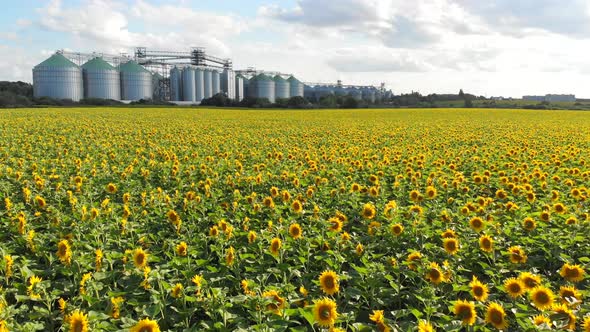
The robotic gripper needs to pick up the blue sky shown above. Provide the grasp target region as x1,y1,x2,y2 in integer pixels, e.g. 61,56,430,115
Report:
2,0,590,98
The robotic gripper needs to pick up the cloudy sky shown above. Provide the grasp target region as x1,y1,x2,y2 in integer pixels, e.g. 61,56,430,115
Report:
1,0,590,98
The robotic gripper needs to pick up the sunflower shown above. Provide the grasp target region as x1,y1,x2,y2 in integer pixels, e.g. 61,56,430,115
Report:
553,203,566,214
130,318,161,332
551,304,576,330
453,299,476,325
106,183,117,194
269,238,282,256
351,183,361,192
522,217,536,231
479,235,494,253
262,290,286,314
313,298,338,327
560,263,585,282
247,231,257,244
504,278,525,298
319,270,339,295
35,195,46,208
133,248,148,269
226,246,235,266
485,302,507,330
532,314,551,327
409,190,421,202
441,229,456,238
583,316,590,332
176,242,188,256
425,186,437,199
369,310,385,324
508,246,527,264
565,216,578,225
328,217,343,232
417,320,434,332
57,239,72,265
68,310,89,332
540,211,551,222
425,262,445,284
407,251,422,270
469,217,485,232
209,226,219,237
355,243,364,256
291,200,303,214
289,223,303,239
171,283,183,298
263,196,275,208
469,276,489,301
530,286,555,310
27,275,42,299
559,286,582,306
443,238,459,255
270,186,279,197
341,232,351,242
362,203,376,220
390,223,403,236
519,272,541,290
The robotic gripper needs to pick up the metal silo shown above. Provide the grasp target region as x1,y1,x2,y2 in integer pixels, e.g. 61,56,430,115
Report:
273,75,290,100
170,67,182,101
243,75,251,99
152,73,165,100
182,67,196,102
221,69,236,99
288,76,304,98
82,57,120,100
252,73,275,103
349,88,362,101
211,70,221,96
33,53,83,101
203,69,212,99
362,88,376,103
195,67,205,102
235,74,245,101
119,60,152,101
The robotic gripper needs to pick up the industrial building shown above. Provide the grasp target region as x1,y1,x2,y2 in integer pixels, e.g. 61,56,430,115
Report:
32,47,389,104
523,94,576,102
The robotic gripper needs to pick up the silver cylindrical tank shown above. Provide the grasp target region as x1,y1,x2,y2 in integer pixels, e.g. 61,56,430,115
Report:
273,75,290,100
235,74,245,101
362,88,376,103
350,88,362,101
288,76,304,97
243,76,250,99
203,69,212,99
221,69,235,99
195,68,205,102
82,57,120,100
251,74,275,103
33,53,83,101
182,67,196,102
119,60,152,101
211,70,221,96
170,67,182,101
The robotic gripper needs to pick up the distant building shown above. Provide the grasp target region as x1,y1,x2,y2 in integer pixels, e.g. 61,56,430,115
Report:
523,94,575,102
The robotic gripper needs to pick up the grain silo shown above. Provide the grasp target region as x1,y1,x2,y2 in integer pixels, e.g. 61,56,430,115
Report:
221,69,236,99
152,73,165,100
33,53,83,101
243,75,250,99
195,67,205,102
81,57,120,100
273,75,290,100
203,69,212,99
235,74,245,101
119,60,152,101
182,67,196,102
250,74,275,103
362,88,376,103
211,70,221,96
287,76,304,97
349,88,362,101
170,67,182,101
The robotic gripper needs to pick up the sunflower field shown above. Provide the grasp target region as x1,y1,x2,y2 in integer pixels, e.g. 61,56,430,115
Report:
0,107,589,331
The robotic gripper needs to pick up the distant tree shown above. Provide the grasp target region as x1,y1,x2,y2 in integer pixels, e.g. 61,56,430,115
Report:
464,99,473,108
341,95,359,109
287,96,308,108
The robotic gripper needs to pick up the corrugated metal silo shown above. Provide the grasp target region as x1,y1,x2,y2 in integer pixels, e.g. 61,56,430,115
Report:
170,67,182,101
203,69,212,99
243,76,250,99
362,88,376,103
349,88,362,101
182,67,196,102
195,67,205,102
235,74,245,101
33,53,83,101
152,73,165,100
251,73,275,103
211,70,221,96
221,69,236,99
82,57,120,100
288,76,304,97
119,60,152,101
273,75,290,100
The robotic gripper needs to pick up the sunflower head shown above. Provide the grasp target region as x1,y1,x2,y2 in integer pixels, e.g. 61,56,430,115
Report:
289,223,302,239
425,262,445,284
130,318,161,332
453,299,476,325
560,263,585,282
508,246,527,264
133,248,148,269
469,276,488,301
504,278,525,298
269,238,282,256
479,235,494,253
69,310,89,332
518,272,541,290
530,286,555,310
443,238,459,255
313,298,338,327
319,270,339,295
485,302,507,330
390,223,404,236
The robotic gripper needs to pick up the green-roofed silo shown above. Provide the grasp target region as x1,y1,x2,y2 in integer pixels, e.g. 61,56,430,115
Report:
249,73,275,103
119,60,152,101
287,76,304,97
82,57,120,100
273,75,290,99
33,53,83,101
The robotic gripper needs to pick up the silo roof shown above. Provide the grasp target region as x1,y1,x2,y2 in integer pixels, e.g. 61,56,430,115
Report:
82,57,116,70
254,73,272,81
287,76,301,83
119,60,150,73
273,75,287,83
35,53,79,68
